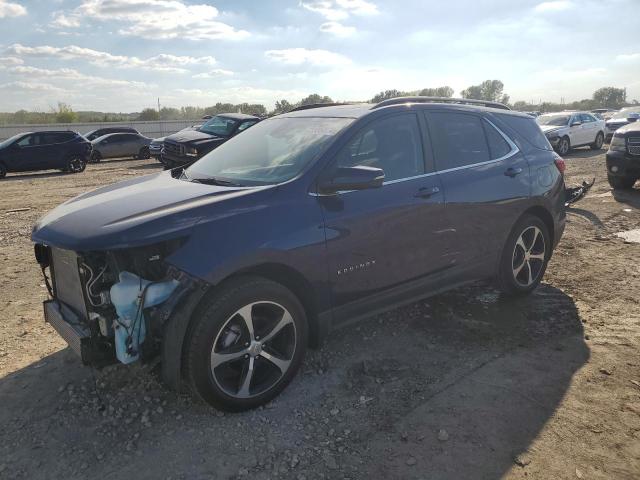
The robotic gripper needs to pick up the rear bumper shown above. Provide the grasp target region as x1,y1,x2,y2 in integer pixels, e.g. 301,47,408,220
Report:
606,150,640,178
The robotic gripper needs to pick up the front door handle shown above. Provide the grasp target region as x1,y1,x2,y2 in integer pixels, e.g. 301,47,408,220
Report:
415,186,440,198
504,167,523,178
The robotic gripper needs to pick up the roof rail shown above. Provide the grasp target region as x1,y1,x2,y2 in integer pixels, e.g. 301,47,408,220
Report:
372,96,511,111
287,102,355,113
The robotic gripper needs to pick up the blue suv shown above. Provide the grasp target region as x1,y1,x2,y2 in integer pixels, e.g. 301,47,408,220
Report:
32,98,566,411
0,130,91,179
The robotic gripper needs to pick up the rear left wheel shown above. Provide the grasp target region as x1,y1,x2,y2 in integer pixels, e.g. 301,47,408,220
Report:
497,214,550,296
185,276,308,412
66,156,86,174
138,146,151,159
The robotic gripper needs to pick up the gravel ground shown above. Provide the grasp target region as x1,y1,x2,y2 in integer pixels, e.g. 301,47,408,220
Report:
0,150,639,480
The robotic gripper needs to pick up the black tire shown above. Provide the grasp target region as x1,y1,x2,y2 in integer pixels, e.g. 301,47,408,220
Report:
185,276,308,412
608,174,636,190
557,136,570,156
138,146,151,159
90,151,102,163
591,132,604,150
66,156,86,174
0,163,6,179
496,214,551,296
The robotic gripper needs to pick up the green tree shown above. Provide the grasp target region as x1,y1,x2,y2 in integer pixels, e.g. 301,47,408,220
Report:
273,99,293,115
370,89,406,103
592,87,626,109
298,93,334,107
138,108,160,121
53,102,78,123
461,80,509,104
418,86,454,98
159,107,180,120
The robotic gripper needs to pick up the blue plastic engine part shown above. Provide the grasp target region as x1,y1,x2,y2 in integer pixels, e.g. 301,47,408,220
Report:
110,271,179,364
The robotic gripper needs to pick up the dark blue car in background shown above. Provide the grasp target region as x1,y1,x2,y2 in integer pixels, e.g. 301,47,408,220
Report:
0,130,91,179
32,98,566,411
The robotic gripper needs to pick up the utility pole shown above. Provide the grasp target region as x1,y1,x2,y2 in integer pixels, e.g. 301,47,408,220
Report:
157,98,161,117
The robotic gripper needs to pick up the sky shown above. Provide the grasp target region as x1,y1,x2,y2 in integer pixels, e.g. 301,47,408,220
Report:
0,0,638,112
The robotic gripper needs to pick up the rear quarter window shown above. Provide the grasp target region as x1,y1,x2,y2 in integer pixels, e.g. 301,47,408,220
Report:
500,114,552,150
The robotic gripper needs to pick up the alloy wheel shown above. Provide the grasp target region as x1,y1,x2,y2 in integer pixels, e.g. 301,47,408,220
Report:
558,138,569,156
512,226,546,287
210,301,297,399
595,133,604,149
68,157,84,173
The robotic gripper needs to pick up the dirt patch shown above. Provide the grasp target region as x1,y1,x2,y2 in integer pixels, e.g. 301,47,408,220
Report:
1,150,639,479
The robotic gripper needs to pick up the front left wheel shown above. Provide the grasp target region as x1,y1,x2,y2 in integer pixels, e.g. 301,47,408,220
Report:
185,276,308,412
138,146,151,159
496,214,551,296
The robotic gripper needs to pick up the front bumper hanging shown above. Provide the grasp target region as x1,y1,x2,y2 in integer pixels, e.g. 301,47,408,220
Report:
564,178,595,207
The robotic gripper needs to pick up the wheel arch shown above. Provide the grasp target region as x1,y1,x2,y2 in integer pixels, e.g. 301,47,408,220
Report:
521,206,555,249
230,263,324,348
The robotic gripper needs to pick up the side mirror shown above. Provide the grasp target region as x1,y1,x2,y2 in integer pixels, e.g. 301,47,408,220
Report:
318,166,385,194
570,121,582,127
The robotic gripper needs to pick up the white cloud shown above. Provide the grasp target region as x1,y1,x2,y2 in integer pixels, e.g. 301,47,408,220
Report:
0,0,26,18
319,21,356,37
5,44,217,73
0,56,23,66
193,69,234,79
301,0,378,20
265,48,351,67
0,81,65,93
51,11,82,28
616,52,640,62
1,63,151,90
57,0,249,40
533,1,574,13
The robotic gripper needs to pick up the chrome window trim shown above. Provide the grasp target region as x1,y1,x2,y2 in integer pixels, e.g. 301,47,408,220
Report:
310,116,520,196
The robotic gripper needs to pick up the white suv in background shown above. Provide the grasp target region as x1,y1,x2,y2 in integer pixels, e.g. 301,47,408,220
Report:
536,111,605,155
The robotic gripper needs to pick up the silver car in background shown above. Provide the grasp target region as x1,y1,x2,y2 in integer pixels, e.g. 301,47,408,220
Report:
149,137,165,161
536,111,605,155
90,132,152,162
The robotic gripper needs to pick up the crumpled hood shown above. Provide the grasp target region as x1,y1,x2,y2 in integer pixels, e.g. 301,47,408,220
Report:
32,171,260,251
539,125,565,134
165,129,223,145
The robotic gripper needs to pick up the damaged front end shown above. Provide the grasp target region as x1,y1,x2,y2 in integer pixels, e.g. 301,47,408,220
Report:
35,239,199,368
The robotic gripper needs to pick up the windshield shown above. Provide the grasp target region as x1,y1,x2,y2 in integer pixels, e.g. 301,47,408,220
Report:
611,107,640,120
537,114,570,126
0,133,26,148
198,116,239,137
187,117,354,186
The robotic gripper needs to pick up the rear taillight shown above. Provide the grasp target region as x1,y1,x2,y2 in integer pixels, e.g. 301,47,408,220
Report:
553,153,566,174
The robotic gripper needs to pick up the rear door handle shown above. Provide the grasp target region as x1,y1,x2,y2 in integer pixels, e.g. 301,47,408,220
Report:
504,167,523,178
415,186,440,198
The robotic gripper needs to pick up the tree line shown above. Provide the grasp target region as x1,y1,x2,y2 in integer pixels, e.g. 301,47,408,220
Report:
0,83,636,125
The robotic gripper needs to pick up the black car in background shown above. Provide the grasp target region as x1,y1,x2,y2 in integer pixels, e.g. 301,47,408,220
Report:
84,126,139,142
161,113,260,169
0,131,91,179
606,121,640,189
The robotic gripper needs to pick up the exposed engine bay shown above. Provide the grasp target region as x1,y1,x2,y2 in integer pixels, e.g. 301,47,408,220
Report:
35,239,194,367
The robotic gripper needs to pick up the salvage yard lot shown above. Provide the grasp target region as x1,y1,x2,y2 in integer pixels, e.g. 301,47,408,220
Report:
0,152,639,479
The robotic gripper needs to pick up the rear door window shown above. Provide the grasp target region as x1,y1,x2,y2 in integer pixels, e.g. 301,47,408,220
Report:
498,114,551,151
427,112,490,170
